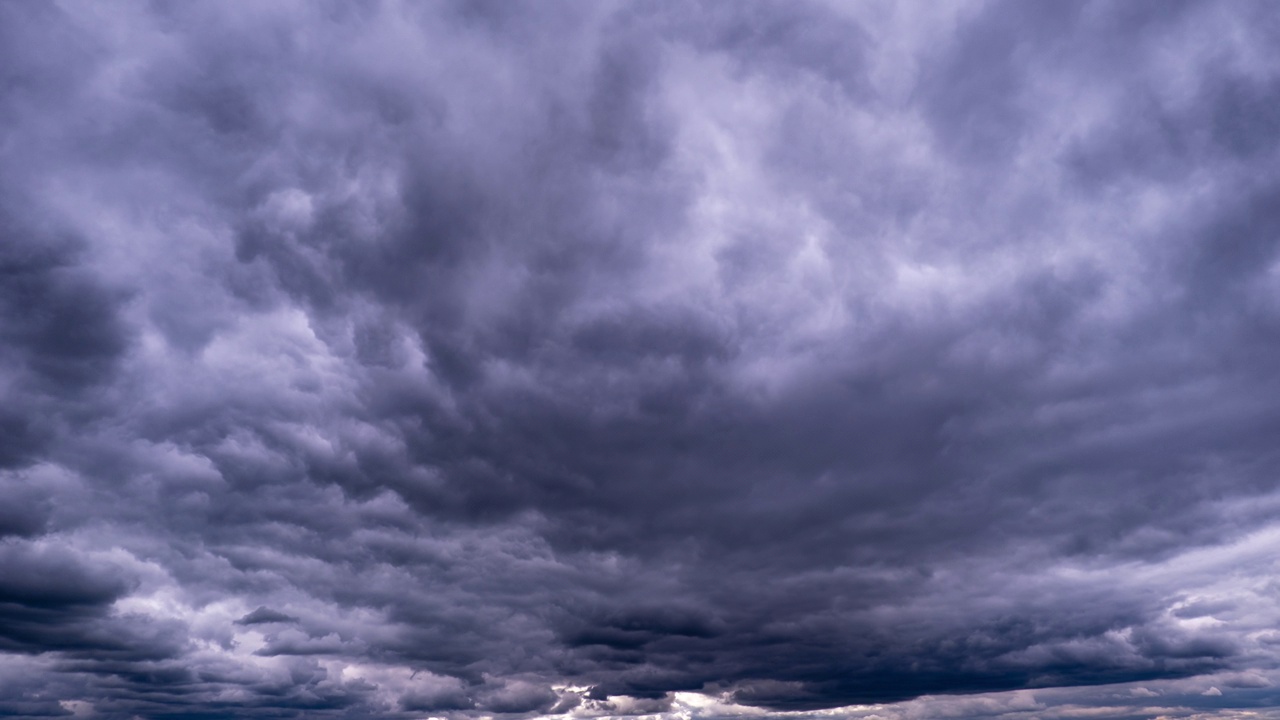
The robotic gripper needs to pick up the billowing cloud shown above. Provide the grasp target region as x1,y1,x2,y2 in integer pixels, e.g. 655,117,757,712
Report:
3,1,1280,718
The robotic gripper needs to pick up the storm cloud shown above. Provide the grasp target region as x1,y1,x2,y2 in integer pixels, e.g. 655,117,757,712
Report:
4,1,1280,718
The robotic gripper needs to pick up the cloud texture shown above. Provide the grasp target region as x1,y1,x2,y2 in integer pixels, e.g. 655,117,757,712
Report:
4,1,1280,718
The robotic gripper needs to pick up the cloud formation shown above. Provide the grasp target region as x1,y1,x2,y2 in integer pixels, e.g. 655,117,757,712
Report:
3,1,1280,718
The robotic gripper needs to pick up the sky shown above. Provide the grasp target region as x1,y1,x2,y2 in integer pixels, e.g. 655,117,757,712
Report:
3,1,1280,719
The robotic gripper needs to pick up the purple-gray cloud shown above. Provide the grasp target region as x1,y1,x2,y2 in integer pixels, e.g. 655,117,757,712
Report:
3,1,1280,718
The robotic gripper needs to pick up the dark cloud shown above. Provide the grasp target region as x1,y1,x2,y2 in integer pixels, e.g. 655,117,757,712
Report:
2,1,1280,718
235,607,299,626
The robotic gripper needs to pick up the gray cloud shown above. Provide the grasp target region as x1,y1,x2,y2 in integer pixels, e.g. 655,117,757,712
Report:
2,1,1280,718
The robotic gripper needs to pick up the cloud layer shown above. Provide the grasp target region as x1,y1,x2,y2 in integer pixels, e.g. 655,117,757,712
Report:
4,1,1280,718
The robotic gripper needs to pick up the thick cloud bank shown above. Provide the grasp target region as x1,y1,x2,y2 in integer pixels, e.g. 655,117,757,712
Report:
4,1,1280,718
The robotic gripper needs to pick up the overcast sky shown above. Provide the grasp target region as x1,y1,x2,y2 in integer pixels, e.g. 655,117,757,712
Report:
4,1,1280,719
